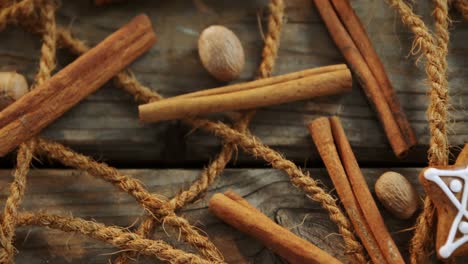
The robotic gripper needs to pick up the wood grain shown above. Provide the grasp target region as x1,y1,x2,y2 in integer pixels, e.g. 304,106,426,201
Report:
0,168,464,263
0,0,465,165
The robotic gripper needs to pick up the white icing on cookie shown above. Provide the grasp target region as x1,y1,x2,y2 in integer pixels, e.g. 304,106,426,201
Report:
459,221,468,234
424,166,468,258
451,179,463,193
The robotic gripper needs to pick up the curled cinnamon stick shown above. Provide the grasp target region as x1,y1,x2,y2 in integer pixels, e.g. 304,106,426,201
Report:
139,67,352,123
209,191,342,264
308,117,405,264
313,0,416,158
173,64,347,99
308,117,386,264
329,116,404,263
330,0,417,148
0,14,156,156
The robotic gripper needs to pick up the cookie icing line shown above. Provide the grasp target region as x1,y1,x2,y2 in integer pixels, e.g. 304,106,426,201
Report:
424,166,468,258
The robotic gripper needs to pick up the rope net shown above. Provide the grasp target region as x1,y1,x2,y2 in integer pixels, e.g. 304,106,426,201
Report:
0,0,457,263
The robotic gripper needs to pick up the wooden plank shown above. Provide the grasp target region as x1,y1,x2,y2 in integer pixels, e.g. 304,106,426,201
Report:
0,168,463,263
0,0,466,165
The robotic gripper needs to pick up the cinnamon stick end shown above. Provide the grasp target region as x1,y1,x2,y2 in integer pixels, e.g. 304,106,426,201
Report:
395,149,409,159
308,117,332,140
133,13,152,27
138,103,157,123
223,189,242,201
208,193,226,210
133,14,157,43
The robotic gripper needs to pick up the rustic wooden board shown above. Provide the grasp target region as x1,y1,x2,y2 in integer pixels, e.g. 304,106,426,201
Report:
0,168,463,263
0,0,465,165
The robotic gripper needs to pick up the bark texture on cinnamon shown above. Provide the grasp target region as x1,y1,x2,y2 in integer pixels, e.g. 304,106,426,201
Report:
0,14,156,157
313,0,416,158
173,64,347,99
209,191,342,264
139,65,352,123
308,116,405,264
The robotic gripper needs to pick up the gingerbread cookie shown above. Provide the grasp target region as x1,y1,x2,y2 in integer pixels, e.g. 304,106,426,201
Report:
420,165,468,258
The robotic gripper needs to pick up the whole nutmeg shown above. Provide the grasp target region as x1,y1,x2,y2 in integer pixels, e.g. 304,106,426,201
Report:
198,25,245,82
0,72,29,109
375,171,419,219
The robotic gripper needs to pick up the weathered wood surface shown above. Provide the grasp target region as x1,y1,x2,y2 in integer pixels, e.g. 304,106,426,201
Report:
0,0,465,165
0,168,460,263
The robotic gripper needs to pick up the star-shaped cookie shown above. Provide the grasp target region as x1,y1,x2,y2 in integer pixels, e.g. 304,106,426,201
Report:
420,165,468,258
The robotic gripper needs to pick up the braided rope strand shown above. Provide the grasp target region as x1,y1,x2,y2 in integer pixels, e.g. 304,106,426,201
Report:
33,0,56,86
388,0,452,262
0,0,35,31
388,1,437,262
388,0,449,166
0,140,36,263
0,1,56,262
17,211,215,264
431,0,450,166
113,214,157,264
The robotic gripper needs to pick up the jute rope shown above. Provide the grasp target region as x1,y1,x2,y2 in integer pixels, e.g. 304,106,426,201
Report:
388,0,453,263
16,211,215,264
0,1,55,262
0,0,34,30
0,140,36,262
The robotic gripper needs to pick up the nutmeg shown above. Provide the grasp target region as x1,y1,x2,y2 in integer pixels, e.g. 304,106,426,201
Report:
375,171,419,219
198,25,245,82
0,72,29,109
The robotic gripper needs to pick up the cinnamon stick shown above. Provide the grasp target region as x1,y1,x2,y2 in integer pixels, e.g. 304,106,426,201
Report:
329,116,405,263
209,191,342,264
0,14,156,156
139,68,352,123
308,117,386,264
455,144,468,165
330,0,417,148
173,64,347,99
308,116,405,264
313,0,415,158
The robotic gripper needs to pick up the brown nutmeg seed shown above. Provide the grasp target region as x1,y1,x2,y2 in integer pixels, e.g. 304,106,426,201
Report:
198,25,245,82
375,171,419,219
0,72,29,110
